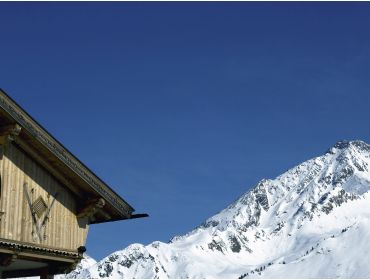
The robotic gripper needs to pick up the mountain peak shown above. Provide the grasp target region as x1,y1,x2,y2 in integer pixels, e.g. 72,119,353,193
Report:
328,140,370,154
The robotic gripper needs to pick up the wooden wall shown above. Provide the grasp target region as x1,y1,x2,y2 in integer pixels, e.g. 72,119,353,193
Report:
0,141,89,251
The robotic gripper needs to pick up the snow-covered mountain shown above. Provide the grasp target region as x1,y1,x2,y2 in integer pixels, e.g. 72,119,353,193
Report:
63,140,370,278
56,255,97,279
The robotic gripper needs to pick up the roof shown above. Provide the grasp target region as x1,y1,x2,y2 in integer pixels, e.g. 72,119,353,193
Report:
0,238,80,259
0,88,144,223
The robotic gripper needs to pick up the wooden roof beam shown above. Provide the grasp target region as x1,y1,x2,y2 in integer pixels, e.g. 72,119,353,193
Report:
77,198,105,219
0,123,21,137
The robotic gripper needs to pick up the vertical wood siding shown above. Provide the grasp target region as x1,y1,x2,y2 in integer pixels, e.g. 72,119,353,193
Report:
0,142,89,251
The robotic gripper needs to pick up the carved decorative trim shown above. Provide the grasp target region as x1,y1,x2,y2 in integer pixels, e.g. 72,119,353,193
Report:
0,238,80,259
0,89,133,217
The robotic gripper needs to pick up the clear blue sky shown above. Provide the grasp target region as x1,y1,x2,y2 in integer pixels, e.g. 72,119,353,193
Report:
1,2,370,260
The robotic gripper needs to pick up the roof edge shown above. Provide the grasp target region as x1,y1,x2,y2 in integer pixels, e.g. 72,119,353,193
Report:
0,88,134,217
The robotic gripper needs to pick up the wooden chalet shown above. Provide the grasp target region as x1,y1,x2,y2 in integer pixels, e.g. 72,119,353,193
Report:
0,89,147,278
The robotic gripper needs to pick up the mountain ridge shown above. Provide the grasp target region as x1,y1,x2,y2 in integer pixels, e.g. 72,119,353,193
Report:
61,140,370,278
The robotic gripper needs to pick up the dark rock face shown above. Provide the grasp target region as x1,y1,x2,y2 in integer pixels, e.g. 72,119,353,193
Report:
321,190,358,215
272,222,285,234
255,190,269,212
208,239,225,253
318,193,329,204
333,166,354,185
118,258,133,269
201,220,220,228
333,141,351,150
229,236,242,253
98,263,114,278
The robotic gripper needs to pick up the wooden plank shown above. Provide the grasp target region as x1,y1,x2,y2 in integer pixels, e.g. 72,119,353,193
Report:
1,143,89,251
13,137,84,198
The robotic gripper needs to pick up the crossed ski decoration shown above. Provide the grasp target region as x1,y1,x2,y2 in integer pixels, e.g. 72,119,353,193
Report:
23,183,58,243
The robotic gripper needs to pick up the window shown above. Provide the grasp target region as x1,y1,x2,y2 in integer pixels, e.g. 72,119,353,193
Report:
32,196,47,218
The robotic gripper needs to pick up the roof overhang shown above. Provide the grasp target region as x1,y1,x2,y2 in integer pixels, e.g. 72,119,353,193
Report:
0,88,145,224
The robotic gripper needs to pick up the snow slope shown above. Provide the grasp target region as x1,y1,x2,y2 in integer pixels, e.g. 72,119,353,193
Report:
56,255,97,279
62,140,370,278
